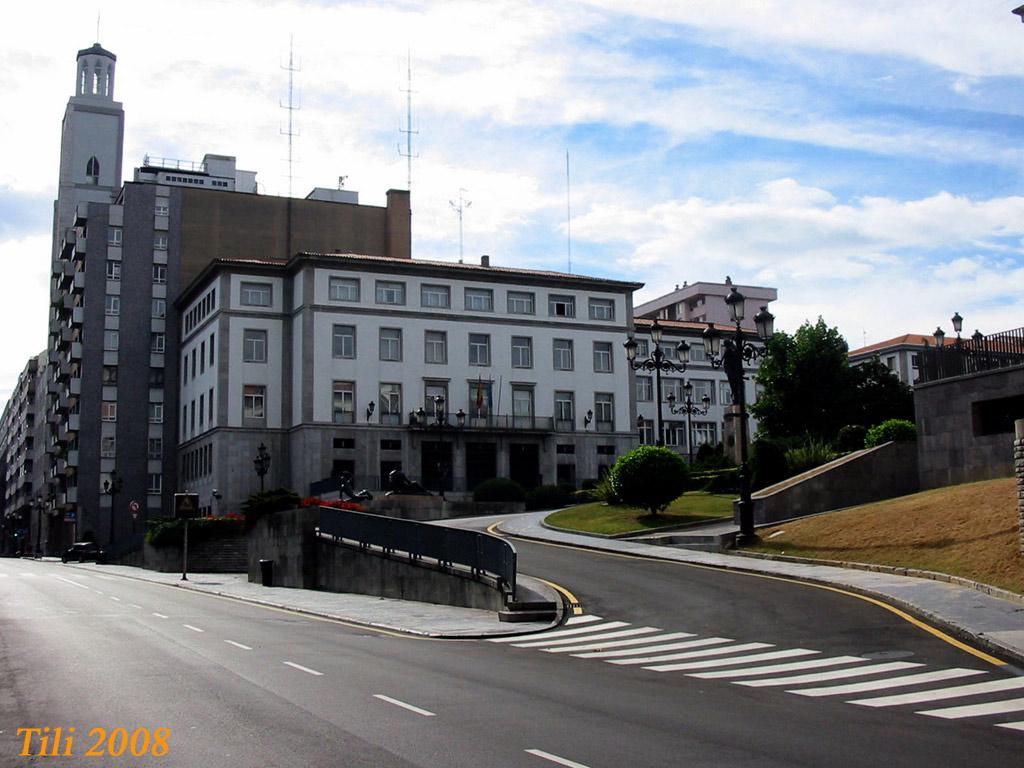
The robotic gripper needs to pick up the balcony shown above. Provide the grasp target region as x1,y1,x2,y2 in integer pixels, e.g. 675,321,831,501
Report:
67,450,79,467
72,306,84,326
70,342,82,360
412,414,557,433
69,377,81,396
46,380,60,394
71,272,86,293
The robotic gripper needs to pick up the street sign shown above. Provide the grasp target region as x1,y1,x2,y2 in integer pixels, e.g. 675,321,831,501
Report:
64,511,77,522
173,493,200,519
129,500,140,519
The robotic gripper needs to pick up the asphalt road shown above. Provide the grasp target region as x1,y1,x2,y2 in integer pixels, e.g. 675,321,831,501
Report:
1,547,1022,768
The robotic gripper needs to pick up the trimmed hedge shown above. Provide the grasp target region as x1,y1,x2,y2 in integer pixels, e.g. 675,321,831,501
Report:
146,516,245,548
525,484,576,511
609,445,689,516
472,477,526,503
865,418,917,448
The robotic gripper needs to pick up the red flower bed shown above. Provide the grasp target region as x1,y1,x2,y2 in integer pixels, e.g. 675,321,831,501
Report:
300,496,365,513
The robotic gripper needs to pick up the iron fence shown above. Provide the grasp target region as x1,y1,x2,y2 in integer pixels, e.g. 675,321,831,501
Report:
918,327,1024,383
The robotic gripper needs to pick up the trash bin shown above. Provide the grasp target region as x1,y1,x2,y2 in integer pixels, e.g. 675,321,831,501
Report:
259,559,273,587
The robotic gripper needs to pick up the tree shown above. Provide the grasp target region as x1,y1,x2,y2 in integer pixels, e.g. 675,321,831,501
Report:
609,445,689,517
847,358,914,428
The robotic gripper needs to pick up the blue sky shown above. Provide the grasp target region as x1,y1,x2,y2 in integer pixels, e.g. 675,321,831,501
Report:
3,1,1024,407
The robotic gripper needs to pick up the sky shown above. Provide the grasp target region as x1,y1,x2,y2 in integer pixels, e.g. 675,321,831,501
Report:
3,0,1024,409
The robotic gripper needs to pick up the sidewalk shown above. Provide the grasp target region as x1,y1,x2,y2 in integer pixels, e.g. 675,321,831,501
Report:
66,561,557,639
499,511,1024,669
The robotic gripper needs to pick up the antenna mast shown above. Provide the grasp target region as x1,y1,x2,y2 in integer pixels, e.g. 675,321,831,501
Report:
449,189,471,263
398,50,418,193
566,151,572,274
280,36,302,198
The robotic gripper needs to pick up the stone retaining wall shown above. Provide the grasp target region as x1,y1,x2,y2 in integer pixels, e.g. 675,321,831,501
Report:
1016,419,1024,556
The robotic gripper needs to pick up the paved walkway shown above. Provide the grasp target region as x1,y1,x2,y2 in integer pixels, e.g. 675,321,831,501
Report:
498,512,1024,669
65,561,555,639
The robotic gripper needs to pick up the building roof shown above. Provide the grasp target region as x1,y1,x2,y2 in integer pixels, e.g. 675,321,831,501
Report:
848,333,936,357
633,317,743,335
77,43,116,61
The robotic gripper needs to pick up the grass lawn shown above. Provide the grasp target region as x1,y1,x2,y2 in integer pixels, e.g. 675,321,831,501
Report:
545,492,736,536
750,477,1024,594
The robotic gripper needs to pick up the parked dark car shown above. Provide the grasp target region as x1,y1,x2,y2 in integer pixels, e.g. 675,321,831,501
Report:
61,542,106,564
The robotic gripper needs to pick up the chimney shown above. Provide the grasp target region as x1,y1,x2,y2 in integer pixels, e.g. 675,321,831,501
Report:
481,254,490,267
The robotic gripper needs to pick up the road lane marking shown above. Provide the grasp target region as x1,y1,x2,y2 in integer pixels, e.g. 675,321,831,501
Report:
607,641,771,666
514,627,661,649
996,721,1024,732
488,621,629,644
918,697,1024,719
791,668,988,697
525,748,591,767
645,648,818,673
565,615,601,626
225,640,252,650
574,636,734,660
283,661,324,676
736,661,920,687
152,613,168,619
129,604,142,609
533,577,584,615
93,590,104,595
851,677,1024,707
372,694,435,717
92,574,117,581
182,624,205,633
109,596,121,602
691,656,870,680
544,632,696,654
53,576,90,590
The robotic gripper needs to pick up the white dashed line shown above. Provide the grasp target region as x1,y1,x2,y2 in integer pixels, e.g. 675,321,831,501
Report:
129,604,143,609
525,748,592,767
225,640,252,651
93,590,104,595
53,576,90,590
182,624,205,633
372,694,435,717
152,612,168,619
919,697,1024,720
109,596,121,602
283,661,324,676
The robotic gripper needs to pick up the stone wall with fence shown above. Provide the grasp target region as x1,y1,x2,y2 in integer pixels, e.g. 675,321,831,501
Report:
1016,419,1024,556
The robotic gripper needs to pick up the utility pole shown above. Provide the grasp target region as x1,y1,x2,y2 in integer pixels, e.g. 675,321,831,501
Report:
449,189,471,263
280,36,301,198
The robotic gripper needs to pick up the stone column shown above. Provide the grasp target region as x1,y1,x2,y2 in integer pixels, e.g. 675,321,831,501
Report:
1016,419,1024,556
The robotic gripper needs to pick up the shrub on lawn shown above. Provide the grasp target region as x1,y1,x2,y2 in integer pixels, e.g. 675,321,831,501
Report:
609,445,689,517
785,438,837,476
574,475,619,504
472,477,526,503
835,424,868,453
525,484,576,511
864,418,917,448
750,438,789,490
701,469,740,494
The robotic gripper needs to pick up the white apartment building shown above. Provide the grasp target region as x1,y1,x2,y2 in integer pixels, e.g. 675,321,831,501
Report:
635,279,778,332
848,334,936,385
177,252,644,513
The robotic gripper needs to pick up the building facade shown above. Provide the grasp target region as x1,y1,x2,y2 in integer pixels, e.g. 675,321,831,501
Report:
848,333,936,386
635,279,778,332
0,353,47,554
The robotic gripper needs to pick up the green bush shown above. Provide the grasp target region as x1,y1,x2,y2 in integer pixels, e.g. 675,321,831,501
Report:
472,477,526,503
525,484,576,511
693,442,734,470
750,438,789,490
701,469,740,494
146,516,245,548
240,487,301,529
609,445,689,517
865,418,917,448
573,475,619,504
835,425,868,452
785,438,837,476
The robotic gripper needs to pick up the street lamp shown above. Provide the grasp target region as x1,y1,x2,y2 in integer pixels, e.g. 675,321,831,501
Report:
103,470,123,547
253,443,271,493
624,319,691,445
412,395,465,497
701,286,775,545
33,494,44,558
667,381,711,463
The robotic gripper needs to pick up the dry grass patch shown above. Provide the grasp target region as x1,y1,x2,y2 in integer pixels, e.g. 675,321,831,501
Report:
751,477,1024,594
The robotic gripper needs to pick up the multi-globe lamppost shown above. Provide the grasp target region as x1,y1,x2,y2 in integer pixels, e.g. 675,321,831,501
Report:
623,320,690,446
412,395,465,498
667,381,711,463
701,287,775,545
253,443,271,493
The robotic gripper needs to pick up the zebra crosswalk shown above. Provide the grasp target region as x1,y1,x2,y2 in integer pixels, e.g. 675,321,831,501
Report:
488,614,1024,735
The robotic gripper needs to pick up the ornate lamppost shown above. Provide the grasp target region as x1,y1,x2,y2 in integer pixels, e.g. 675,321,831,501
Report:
624,320,691,445
413,395,465,498
667,381,711,463
701,287,775,545
253,443,271,493
103,470,123,547
33,494,45,558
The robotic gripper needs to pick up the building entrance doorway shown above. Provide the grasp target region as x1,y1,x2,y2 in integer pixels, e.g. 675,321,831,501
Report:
465,442,496,493
421,441,453,494
510,443,540,490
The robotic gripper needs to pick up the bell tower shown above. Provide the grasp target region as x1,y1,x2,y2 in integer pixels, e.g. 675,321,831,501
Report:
52,42,125,258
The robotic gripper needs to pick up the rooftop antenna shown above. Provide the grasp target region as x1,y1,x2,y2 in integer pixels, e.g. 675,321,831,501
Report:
566,150,572,274
280,35,301,198
96,12,101,42
398,49,418,194
338,175,348,189
449,189,471,264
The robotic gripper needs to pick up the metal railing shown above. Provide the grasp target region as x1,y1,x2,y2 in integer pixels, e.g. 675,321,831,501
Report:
918,327,1024,383
317,505,517,596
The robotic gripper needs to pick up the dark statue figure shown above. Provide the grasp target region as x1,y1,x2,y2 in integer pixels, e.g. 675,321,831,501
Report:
337,471,374,502
385,469,433,497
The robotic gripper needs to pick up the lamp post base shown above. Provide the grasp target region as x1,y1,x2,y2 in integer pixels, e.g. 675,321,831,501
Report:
733,531,760,548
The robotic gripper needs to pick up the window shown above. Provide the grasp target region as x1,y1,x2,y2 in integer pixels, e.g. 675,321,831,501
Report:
328,277,360,302
151,333,166,354
635,340,649,358
465,288,493,311
240,281,272,307
101,401,117,422
106,260,121,281
693,421,717,448
149,402,163,424
147,437,163,459
149,368,164,388
102,366,118,384
469,380,492,418
86,156,100,183
593,341,613,373
100,436,116,457
507,291,535,315
664,422,682,448
553,339,574,370
334,438,356,450
199,394,205,428
107,227,122,246
469,334,491,366
379,383,402,424
379,328,402,361
554,391,574,423
636,376,653,402
691,379,715,405
375,280,405,305
719,382,733,407
200,341,205,373
154,234,168,251
332,325,356,359
243,385,266,419
594,393,614,430
147,473,162,494
208,387,214,424
152,265,167,284
549,294,575,317
105,295,120,316
243,329,267,363
332,381,355,424
424,330,447,364
103,330,119,351
152,298,166,318
191,349,197,378
511,336,533,368
190,400,196,436
421,284,450,308
589,298,615,321
638,418,655,445
155,201,169,216
424,382,448,416
209,333,215,366
512,387,534,421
